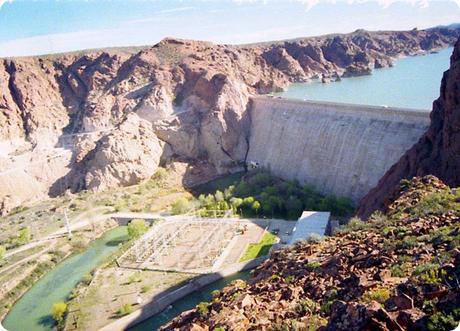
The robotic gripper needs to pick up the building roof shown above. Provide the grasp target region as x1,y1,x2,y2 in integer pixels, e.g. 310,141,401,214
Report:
289,211,330,245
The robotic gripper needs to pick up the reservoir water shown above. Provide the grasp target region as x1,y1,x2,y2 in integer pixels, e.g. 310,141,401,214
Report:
128,271,252,331
3,226,129,331
274,47,453,110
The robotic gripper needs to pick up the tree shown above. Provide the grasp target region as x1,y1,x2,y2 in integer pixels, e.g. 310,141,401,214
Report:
214,190,225,202
171,197,191,215
51,301,67,326
127,219,149,238
16,227,31,245
252,201,261,215
0,245,5,261
230,197,243,214
285,196,303,219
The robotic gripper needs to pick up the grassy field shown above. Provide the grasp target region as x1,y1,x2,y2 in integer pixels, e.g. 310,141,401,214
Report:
239,231,278,262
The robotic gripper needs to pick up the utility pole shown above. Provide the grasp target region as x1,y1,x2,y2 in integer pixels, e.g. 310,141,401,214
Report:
64,209,72,239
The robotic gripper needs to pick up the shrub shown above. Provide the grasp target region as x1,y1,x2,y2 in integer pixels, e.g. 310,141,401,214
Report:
51,302,67,326
294,298,318,315
427,308,460,331
117,303,133,317
305,261,321,270
196,302,210,317
171,198,191,215
141,285,151,293
127,219,149,239
16,227,32,245
362,287,391,304
81,273,93,285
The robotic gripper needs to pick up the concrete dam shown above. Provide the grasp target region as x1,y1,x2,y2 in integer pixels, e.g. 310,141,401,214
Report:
247,96,430,202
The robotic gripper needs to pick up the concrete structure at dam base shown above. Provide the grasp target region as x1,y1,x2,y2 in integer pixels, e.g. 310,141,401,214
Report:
247,96,431,203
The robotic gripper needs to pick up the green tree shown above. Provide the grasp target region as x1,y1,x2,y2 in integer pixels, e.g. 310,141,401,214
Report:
215,190,225,202
171,197,191,215
252,201,261,215
16,227,31,245
51,302,67,326
127,219,149,238
285,196,303,219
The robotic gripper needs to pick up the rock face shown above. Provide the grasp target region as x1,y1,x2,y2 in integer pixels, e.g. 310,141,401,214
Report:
82,113,164,191
357,36,460,219
161,175,460,331
1,27,459,212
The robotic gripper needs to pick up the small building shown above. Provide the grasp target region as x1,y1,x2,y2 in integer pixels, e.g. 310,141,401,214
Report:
289,211,330,245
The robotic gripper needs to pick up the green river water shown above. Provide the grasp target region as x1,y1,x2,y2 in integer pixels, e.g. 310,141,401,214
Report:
3,226,129,331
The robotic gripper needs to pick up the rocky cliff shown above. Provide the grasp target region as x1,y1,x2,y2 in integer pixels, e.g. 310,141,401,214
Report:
161,176,460,330
357,36,460,219
1,27,459,213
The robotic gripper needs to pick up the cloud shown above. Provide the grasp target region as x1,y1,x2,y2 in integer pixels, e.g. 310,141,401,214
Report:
125,6,196,24
232,0,455,10
0,0,13,10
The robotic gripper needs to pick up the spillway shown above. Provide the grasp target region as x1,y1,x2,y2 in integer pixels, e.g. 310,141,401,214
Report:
247,96,430,202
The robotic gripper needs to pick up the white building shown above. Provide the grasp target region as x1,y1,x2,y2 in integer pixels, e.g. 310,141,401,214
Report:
289,211,330,245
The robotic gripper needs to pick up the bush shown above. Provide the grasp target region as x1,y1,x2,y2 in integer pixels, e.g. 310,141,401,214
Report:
141,285,151,293
127,219,149,239
362,287,391,304
0,245,6,261
117,303,133,317
16,227,32,245
51,302,67,326
171,198,191,215
196,301,210,317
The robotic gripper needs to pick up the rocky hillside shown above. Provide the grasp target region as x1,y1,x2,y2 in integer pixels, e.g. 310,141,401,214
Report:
357,36,460,219
1,27,459,214
162,175,460,331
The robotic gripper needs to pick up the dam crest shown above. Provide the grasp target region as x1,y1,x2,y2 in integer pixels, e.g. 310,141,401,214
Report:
247,96,430,202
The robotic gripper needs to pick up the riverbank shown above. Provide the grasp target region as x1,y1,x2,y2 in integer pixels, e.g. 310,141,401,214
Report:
2,225,129,331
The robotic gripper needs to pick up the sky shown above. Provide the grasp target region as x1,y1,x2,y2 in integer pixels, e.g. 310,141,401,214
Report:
0,0,460,57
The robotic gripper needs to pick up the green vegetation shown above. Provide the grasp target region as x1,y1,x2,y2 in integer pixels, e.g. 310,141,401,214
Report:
362,286,391,304
0,245,6,261
127,219,149,239
12,227,32,247
141,285,152,293
305,261,321,270
117,303,133,317
51,302,67,329
196,301,210,317
239,231,278,262
427,308,460,331
294,298,318,315
189,170,354,219
171,197,192,215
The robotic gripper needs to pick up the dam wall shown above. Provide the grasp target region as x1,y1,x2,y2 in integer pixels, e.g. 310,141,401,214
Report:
247,96,431,202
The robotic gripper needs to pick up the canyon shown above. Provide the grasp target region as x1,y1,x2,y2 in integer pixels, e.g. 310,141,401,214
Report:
1,27,459,214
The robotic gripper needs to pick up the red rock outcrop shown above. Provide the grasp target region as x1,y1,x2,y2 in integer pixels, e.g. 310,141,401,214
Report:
357,36,460,219
161,175,460,331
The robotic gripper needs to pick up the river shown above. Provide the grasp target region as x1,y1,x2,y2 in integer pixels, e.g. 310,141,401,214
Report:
3,226,129,331
274,47,453,110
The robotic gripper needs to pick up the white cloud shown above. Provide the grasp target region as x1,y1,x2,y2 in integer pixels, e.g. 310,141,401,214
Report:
0,0,13,10
232,0,457,10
